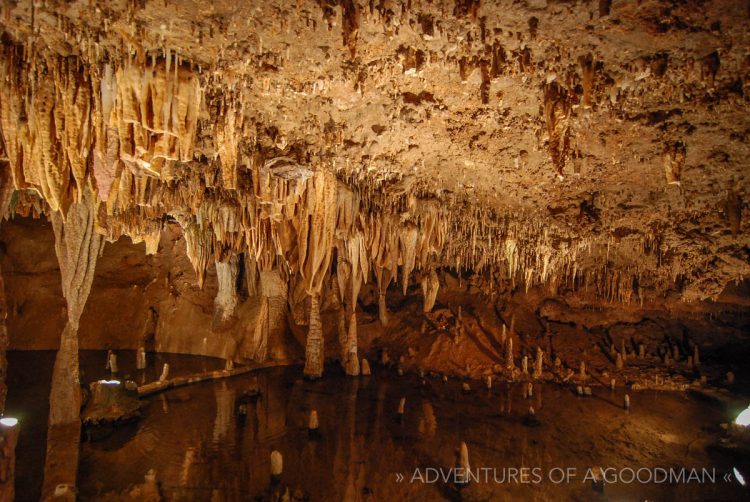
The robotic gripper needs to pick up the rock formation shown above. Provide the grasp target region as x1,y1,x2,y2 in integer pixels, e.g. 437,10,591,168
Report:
0,0,748,494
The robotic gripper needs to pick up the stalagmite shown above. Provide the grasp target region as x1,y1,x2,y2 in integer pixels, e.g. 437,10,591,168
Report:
270,450,283,478
378,293,389,326
610,378,616,390
212,382,235,442
308,410,319,434
214,255,239,323
506,338,515,370
420,269,439,313
361,358,371,376
137,347,147,370
462,382,471,393
485,376,492,389
615,353,623,370
522,355,528,374
533,348,543,379
343,312,360,376
159,364,170,382
304,293,324,379
457,442,470,484
579,361,587,382
108,352,119,373
624,394,631,410
332,275,350,371
727,372,735,385
380,349,390,366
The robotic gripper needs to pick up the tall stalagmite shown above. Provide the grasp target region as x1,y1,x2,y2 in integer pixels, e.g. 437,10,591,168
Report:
214,255,240,325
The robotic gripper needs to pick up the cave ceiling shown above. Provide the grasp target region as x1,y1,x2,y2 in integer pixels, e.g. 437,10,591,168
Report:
0,0,748,302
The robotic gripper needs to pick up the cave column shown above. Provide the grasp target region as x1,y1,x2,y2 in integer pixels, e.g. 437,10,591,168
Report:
259,268,288,362
242,259,289,363
332,273,349,368
335,254,359,376
303,292,324,379
42,187,103,500
375,267,392,326
214,255,240,324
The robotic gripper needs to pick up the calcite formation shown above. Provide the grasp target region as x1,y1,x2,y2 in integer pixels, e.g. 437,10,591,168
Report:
0,0,747,396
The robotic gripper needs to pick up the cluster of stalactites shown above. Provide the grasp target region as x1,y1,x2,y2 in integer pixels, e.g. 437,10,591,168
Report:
0,44,202,217
0,44,663,306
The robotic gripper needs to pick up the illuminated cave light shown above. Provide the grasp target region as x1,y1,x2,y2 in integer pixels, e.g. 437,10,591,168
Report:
99,379,121,385
734,467,746,487
0,417,18,427
735,405,750,427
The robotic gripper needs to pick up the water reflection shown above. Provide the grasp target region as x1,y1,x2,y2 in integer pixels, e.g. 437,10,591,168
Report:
5,352,750,501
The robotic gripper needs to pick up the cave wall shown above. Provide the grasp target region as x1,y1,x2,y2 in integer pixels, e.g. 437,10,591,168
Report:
0,215,300,360
2,215,748,383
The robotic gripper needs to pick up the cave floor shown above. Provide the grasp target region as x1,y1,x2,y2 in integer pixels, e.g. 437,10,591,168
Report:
4,351,749,501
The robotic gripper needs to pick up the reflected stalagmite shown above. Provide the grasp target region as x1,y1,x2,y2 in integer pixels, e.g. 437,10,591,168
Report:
361,358,371,376
159,364,170,382
137,347,147,370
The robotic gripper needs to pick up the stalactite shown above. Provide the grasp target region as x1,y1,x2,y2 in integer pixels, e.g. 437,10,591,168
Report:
215,97,244,190
399,226,419,294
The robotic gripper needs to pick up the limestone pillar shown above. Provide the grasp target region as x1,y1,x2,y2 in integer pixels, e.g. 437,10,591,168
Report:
43,188,103,499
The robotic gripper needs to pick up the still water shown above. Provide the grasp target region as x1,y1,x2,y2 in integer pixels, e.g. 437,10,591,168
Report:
5,350,749,501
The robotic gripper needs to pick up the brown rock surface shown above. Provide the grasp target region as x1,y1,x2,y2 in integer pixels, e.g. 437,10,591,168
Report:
0,0,747,383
